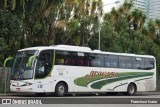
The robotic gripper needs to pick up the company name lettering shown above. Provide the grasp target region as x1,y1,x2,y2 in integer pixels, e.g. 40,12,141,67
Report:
85,70,118,79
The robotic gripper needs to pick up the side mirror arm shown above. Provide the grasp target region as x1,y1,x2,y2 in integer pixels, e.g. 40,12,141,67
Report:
3,56,13,68
27,55,37,67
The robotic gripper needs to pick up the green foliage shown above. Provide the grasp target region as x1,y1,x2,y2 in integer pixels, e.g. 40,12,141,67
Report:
89,0,160,79
0,38,7,66
0,10,21,65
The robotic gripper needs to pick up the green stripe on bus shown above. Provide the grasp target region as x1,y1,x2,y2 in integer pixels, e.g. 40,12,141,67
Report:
74,72,154,88
90,72,154,89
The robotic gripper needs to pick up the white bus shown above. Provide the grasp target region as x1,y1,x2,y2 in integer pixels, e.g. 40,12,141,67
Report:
10,45,156,96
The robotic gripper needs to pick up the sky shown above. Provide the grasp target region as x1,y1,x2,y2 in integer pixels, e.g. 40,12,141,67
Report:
102,0,118,13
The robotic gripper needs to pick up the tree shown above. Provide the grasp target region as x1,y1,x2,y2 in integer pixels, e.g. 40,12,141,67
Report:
147,19,156,40
0,10,22,62
129,8,146,32
118,0,133,16
152,19,160,46
54,0,103,46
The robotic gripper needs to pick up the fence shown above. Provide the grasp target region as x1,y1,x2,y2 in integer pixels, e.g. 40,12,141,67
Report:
0,67,11,93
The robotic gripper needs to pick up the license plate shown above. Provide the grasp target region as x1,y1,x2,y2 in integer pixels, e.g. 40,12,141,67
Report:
16,88,20,91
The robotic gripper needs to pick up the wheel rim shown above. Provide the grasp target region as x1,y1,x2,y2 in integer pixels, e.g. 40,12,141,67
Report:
58,85,65,94
129,85,135,94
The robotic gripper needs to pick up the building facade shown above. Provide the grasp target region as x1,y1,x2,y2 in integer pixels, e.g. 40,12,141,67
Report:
132,0,149,16
116,0,160,20
149,0,160,20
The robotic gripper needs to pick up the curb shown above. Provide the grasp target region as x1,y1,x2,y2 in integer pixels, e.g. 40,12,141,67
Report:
0,93,35,96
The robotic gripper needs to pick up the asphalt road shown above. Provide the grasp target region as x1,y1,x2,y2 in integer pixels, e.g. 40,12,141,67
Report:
0,92,160,104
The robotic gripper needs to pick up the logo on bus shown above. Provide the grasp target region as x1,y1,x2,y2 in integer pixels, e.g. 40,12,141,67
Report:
85,70,118,80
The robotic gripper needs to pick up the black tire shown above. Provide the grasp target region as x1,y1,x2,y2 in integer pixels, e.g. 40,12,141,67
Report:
55,82,67,97
127,83,136,96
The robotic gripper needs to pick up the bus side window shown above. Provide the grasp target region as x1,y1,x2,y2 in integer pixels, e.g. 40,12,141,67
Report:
74,52,89,66
119,56,132,69
83,53,89,66
104,55,118,68
65,59,74,65
89,53,104,67
75,58,83,66
55,51,68,65
65,52,75,65
89,55,93,66
132,57,144,69
144,58,154,70
75,53,83,66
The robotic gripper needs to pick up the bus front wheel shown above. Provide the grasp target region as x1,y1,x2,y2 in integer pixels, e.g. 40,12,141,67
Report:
55,82,67,97
127,83,136,96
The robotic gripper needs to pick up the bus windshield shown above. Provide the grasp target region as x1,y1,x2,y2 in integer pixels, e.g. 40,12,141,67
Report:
11,50,38,80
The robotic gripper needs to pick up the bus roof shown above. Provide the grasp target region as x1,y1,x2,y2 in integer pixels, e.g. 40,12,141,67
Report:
19,45,155,58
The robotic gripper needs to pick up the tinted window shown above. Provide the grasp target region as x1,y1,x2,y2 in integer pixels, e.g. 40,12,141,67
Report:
55,50,155,70
104,55,118,68
55,51,66,65
132,57,144,69
55,50,89,66
144,58,154,70
55,51,75,66
35,50,53,79
65,51,75,65
119,56,132,69
74,52,89,66
89,53,104,67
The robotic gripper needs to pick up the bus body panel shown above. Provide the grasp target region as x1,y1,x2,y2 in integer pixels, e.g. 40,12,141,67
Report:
10,79,34,92
51,65,156,93
10,45,157,94
34,77,54,93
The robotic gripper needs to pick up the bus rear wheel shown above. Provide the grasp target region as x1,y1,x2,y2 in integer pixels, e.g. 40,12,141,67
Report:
127,83,136,96
55,82,67,97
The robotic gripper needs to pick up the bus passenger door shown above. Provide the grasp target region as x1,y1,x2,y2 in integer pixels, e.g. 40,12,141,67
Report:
34,50,54,92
